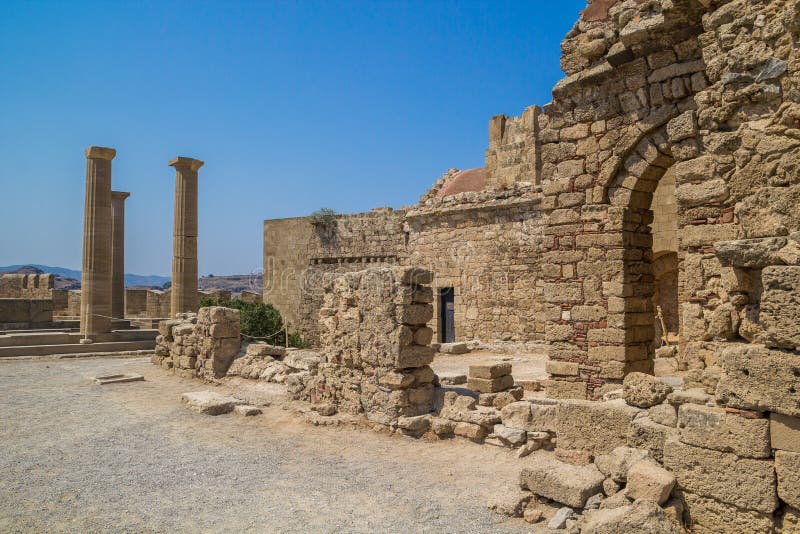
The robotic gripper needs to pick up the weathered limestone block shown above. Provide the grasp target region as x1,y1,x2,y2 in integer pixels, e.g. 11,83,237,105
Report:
648,403,677,427
716,344,800,417
623,372,672,408
681,492,775,534
776,451,800,509
736,185,800,239
714,237,787,269
782,506,800,533
486,485,532,517
544,379,587,399
624,460,675,505
500,400,558,433
469,362,511,379
628,416,679,463
181,391,243,415
663,439,778,514
556,399,641,455
595,446,652,484
677,404,770,458
579,500,683,534
760,266,800,350
771,413,800,453
519,455,604,508
468,375,514,393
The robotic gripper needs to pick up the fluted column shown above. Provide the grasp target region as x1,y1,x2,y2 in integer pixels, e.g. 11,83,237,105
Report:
80,146,116,340
111,191,130,320
169,156,203,317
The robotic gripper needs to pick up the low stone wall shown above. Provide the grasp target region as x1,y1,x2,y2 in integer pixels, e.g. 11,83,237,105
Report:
289,267,437,425
152,306,241,379
124,289,149,318
0,298,53,329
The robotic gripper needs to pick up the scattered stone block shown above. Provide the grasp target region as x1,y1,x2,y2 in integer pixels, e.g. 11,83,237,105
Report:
523,507,542,523
662,439,778,513
437,373,466,386
599,491,631,510
602,478,620,497
594,446,653,485
468,362,512,379
245,342,285,358
624,460,676,505
181,391,243,415
556,399,641,455
93,373,144,385
547,507,575,530
776,451,800,509
397,414,431,433
500,400,558,433
438,342,469,354
233,405,262,416
487,486,532,517
519,455,604,508
492,424,527,447
579,500,683,534
677,404,771,458
555,448,593,466
453,421,486,442
772,413,800,452
623,372,672,408
467,375,514,393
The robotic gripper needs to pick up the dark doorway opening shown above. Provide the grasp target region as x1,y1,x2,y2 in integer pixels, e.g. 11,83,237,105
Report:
439,287,455,343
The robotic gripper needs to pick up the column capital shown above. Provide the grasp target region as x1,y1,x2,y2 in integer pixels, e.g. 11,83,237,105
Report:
111,190,131,201
85,146,116,160
169,156,204,172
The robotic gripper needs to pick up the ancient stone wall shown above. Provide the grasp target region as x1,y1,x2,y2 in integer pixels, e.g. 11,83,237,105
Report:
124,289,149,317
264,210,404,343
0,298,53,329
152,306,241,379
485,105,542,189
289,267,436,425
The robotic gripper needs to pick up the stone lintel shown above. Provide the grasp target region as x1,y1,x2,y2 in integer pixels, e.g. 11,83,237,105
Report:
85,146,117,160
111,191,131,200
169,156,204,172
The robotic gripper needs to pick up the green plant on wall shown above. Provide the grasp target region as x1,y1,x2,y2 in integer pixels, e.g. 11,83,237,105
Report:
199,297,308,348
309,207,336,226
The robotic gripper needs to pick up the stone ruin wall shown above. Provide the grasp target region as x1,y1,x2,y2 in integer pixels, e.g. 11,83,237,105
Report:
0,273,69,321
152,306,241,379
288,267,436,425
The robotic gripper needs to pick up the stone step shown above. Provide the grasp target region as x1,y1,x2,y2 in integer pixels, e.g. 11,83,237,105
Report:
0,329,158,347
0,340,156,358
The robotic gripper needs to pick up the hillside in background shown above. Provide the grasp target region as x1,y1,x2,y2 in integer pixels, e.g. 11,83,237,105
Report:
0,264,171,289
0,264,262,294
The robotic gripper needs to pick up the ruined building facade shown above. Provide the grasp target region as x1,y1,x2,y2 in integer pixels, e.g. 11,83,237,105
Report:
264,0,800,399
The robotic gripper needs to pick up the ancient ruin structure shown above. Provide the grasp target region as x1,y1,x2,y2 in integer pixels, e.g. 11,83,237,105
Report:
169,156,203,317
264,0,800,402
80,146,116,340
111,190,130,320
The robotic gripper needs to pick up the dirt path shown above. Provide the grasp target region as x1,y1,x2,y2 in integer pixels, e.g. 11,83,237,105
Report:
0,357,531,533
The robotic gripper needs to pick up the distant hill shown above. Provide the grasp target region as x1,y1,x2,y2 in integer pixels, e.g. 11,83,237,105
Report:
199,273,262,294
0,264,171,289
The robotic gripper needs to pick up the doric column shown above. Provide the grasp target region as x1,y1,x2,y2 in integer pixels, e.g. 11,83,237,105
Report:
80,146,116,340
111,191,130,320
169,156,203,317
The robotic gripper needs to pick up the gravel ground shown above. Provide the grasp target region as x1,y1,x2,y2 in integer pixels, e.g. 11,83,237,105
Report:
0,357,532,533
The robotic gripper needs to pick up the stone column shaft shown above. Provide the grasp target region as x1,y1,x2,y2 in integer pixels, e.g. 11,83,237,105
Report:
169,156,203,317
80,146,116,338
111,191,130,320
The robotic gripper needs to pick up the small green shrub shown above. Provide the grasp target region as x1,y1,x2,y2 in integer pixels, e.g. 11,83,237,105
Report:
309,207,336,226
198,297,306,348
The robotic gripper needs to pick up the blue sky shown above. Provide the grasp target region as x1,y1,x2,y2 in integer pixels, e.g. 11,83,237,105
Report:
0,0,585,276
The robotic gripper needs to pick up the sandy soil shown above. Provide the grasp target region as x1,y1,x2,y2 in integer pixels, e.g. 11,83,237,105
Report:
0,356,534,533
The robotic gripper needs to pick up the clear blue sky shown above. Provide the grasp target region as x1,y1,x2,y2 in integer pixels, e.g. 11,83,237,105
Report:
0,0,585,277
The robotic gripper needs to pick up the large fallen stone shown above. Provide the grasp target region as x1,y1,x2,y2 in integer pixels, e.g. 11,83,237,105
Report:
519,455,604,508
578,499,683,534
623,372,672,408
283,349,325,371
594,446,652,483
500,399,558,433
486,485,532,517
681,492,774,534
662,439,778,513
776,451,800,509
716,344,800,417
624,460,675,505
181,391,243,415
677,404,770,458
439,342,469,354
556,399,641,455
467,374,514,393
